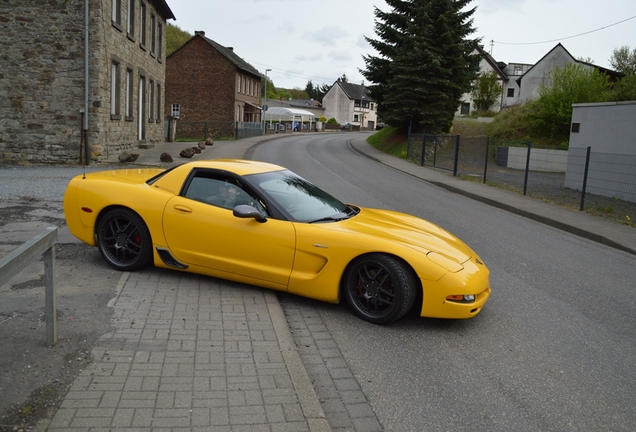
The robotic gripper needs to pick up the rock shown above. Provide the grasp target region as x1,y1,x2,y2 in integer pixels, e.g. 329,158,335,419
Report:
118,151,139,163
160,152,173,162
205,137,214,146
198,141,206,149
179,147,196,158
192,146,201,154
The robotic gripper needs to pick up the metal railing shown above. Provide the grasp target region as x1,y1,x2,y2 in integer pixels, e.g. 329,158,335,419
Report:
406,133,636,217
0,227,58,346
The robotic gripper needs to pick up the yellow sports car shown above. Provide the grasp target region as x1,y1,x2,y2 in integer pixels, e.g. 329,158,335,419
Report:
64,159,491,324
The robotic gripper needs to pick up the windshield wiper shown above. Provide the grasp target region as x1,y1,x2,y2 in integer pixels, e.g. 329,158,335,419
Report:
307,210,354,224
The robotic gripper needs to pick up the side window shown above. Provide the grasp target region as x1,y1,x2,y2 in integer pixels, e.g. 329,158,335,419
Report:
184,173,268,215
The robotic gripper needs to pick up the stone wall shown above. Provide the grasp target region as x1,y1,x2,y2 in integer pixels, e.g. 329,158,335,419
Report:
0,0,169,164
0,0,85,164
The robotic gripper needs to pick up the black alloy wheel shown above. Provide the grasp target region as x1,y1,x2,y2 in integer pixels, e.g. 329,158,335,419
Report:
96,208,153,271
343,254,417,324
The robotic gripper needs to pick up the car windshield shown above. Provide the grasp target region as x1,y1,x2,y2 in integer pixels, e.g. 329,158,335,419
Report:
249,170,355,222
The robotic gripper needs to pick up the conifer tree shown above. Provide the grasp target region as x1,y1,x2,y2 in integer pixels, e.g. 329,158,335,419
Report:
361,0,481,133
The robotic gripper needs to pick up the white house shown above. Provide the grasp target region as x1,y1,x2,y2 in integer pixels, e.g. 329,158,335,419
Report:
323,82,378,130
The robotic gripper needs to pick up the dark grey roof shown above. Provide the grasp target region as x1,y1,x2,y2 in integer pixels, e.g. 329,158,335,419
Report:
198,32,261,78
152,0,175,20
338,82,373,101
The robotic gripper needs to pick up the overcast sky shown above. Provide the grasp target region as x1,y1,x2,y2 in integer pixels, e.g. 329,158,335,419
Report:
168,0,636,89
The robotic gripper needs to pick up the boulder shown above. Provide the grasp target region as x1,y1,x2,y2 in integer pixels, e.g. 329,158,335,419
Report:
198,141,206,149
118,151,139,163
160,152,173,163
205,137,214,146
179,147,196,158
192,146,202,154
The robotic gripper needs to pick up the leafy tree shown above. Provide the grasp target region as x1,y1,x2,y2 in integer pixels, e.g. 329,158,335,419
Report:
361,0,481,134
471,71,501,111
536,64,610,140
609,46,636,75
609,73,636,101
166,23,192,56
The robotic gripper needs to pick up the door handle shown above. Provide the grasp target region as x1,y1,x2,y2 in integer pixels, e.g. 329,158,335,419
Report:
173,205,192,213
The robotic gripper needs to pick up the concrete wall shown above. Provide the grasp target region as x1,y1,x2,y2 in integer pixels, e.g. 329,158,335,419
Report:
564,101,636,203
499,147,568,172
323,85,353,124
518,45,588,103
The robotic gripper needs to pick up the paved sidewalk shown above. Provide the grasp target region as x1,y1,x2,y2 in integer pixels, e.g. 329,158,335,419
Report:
44,131,635,430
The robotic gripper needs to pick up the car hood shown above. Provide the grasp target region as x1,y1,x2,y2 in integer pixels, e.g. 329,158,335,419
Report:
339,207,474,264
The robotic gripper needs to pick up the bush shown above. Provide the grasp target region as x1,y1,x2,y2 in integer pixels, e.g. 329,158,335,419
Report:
535,64,610,140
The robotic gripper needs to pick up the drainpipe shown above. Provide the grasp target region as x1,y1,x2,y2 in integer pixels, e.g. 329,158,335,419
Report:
83,0,89,165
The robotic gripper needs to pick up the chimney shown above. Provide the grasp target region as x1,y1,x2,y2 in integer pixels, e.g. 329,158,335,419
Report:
226,47,234,51
195,31,205,37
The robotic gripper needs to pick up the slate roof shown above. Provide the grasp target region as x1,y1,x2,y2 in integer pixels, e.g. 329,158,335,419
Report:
152,0,175,20
198,32,262,78
338,82,373,101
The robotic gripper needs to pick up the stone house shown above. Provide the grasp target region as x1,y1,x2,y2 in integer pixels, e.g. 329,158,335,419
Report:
322,82,378,130
0,0,175,164
165,31,263,138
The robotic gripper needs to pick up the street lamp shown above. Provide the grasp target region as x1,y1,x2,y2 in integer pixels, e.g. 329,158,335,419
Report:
263,69,271,134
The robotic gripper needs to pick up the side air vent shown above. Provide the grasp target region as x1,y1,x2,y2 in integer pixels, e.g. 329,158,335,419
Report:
156,247,189,269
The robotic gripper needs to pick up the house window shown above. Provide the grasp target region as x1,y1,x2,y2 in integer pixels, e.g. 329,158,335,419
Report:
460,102,470,115
507,88,515,98
148,79,155,122
171,103,180,118
157,23,163,62
156,83,162,123
140,1,147,50
125,68,133,120
150,13,156,56
354,115,359,121
138,75,146,140
514,65,523,75
110,60,121,119
126,0,135,39
370,103,374,110
111,0,122,29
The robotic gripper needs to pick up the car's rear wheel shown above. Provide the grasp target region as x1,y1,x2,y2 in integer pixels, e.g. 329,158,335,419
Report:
343,254,417,324
96,208,153,271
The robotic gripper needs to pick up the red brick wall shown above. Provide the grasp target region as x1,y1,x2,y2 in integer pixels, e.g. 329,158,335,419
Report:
165,37,236,123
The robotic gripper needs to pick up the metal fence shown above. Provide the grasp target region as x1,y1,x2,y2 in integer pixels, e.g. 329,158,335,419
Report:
170,120,264,141
406,133,636,218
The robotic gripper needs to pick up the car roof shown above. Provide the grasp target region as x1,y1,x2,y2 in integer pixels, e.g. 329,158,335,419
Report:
184,159,286,176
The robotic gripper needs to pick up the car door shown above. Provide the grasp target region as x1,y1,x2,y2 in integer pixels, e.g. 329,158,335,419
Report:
162,173,296,288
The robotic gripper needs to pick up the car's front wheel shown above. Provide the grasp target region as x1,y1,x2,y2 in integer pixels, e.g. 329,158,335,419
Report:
96,208,153,271
342,254,417,324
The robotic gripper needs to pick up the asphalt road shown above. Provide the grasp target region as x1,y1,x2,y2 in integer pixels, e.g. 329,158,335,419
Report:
250,134,636,431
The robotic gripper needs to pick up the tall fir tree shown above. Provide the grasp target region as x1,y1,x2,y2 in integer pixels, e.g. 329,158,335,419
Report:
361,0,481,133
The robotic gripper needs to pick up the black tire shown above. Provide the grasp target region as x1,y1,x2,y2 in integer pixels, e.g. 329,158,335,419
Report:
343,254,417,324
96,208,153,271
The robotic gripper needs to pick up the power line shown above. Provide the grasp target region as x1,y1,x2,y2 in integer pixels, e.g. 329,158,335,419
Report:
493,14,636,46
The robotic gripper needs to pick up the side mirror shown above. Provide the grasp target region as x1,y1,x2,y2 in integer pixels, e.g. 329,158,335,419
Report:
233,204,267,223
